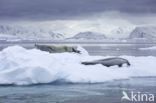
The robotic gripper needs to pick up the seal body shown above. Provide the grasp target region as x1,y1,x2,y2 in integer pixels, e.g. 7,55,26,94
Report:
35,44,80,53
82,57,130,67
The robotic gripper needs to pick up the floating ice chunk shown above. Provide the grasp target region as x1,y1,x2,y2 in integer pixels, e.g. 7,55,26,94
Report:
0,46,156,85
139,46,156,50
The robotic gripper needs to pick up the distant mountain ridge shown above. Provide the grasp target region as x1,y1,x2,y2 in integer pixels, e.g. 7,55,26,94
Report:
69,31,106,40
1,24,156,41
129,26,156,40
0,25,65,40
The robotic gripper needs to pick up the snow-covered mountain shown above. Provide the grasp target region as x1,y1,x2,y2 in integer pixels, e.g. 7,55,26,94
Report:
0,25,65,40
129,26,156,40
69,31,106,40
0,34,21,42
110,26,135,38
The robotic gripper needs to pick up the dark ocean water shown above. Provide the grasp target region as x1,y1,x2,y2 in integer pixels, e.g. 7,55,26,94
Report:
0,42,156,103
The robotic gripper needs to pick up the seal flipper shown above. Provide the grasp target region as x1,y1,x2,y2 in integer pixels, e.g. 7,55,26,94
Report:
72,48,81,54
126,61,131,66
118,64,122,67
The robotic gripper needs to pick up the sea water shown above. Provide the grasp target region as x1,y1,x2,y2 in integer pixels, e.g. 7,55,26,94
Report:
0,43,156,103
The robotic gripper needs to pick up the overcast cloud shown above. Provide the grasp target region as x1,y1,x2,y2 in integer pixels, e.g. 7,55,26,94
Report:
0,0,156,20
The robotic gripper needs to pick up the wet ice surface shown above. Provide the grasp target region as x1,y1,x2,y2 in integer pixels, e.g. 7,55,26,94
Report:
0,77,156,103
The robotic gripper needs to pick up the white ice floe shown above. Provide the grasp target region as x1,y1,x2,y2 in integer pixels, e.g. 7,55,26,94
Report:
139,46,156,50
0,46,156,85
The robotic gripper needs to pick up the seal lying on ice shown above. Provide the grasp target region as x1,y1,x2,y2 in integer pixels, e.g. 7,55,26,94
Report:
35,44,81,54
81,57,130,67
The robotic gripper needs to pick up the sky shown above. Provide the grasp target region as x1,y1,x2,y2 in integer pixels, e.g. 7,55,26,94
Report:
0,0,156,38
0,0,156,20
